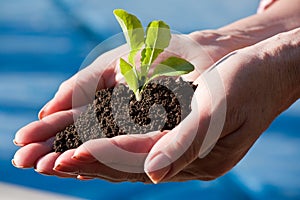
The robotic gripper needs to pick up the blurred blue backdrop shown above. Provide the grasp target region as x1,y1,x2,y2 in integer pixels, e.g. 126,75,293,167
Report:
1,0,299,199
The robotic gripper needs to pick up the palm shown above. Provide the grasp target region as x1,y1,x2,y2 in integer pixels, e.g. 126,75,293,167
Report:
13,32,235,180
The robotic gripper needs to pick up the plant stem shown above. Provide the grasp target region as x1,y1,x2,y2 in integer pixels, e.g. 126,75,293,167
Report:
135,91,142,101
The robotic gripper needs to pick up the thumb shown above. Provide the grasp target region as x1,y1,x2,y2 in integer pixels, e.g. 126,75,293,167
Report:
144,109,209,183
39,45,129,119
144,69,226,183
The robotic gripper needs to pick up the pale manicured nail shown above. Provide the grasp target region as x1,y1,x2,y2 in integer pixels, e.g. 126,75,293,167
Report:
34,168,51,176
11,159,18,167
53,163,79,173
71,153,93,162
11,159,27,168
145,153,171,184
38,101,51,119
77,175,94,180
72,148,97,163
13,139,25,147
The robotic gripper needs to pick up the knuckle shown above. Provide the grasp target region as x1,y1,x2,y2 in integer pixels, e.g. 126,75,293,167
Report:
58,80,71,92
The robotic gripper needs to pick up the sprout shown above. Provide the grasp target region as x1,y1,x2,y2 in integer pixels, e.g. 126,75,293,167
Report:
114,9,194,101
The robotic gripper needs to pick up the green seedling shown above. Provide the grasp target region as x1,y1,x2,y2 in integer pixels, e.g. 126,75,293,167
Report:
114,9,194,101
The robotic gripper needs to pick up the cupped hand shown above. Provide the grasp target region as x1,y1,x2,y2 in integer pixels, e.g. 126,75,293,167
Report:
144,29,300,183
53,30,299,183
13,29,287,183
39,29,251,120
12,33,216,178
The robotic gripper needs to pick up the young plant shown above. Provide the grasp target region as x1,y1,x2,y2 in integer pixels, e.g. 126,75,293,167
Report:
113,9,194,101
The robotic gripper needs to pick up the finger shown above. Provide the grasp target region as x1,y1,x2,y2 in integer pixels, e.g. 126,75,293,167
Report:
35,152,77,178
76,175,94,181
149,34,213,82
72,131,166,174
39,45,129,119
53,131,165,182
13,138,54,168
143,110,209,183
176,123,258,181
38,67,114,119
14,107,85,146
168,34,214,73
54,149,151,183
38,76,76,119
144,70,226,183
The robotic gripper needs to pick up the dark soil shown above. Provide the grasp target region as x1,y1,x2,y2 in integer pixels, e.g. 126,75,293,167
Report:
53,78,196,153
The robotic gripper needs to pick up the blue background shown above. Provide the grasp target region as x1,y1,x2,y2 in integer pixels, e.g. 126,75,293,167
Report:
1,0,300,199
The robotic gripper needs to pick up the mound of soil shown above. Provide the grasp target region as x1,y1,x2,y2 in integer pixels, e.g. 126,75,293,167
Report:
53,78,196,153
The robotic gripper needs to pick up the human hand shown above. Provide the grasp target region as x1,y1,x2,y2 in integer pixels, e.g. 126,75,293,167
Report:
38,29,253,119
49,29,300,183
14,28,300,182
143,28,300,182
12,33,215,178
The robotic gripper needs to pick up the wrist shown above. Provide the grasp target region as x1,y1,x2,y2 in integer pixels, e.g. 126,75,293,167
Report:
218,0,300,50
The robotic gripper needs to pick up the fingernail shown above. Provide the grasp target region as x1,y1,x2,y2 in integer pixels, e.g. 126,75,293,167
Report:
13,139,25,147
11,159,17,167
72,153,94,163
38,110,45,120
12,139,17,145
38,101,51,119
72,155,88,161
34,168,51,176
11,159,26,168
53,163,78,173
77,175,94,181
145,153,171,184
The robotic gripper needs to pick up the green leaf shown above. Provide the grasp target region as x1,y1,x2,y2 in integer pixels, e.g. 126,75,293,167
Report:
113,9,144,65
141,20,171,68
149,57,194,81
119,58,139,93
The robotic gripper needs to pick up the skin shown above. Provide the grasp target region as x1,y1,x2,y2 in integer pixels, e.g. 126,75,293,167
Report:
13,0,300,183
